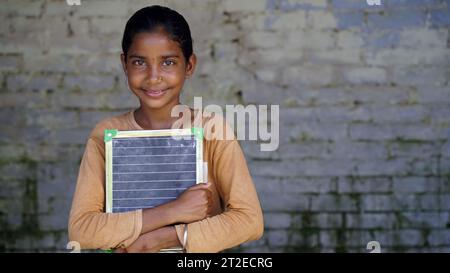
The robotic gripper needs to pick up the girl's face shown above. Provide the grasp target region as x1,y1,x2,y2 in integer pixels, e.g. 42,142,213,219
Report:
121,31,196,111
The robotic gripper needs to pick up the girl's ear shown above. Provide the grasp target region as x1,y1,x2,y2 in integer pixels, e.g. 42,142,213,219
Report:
120,53,128,75
185,53,197,78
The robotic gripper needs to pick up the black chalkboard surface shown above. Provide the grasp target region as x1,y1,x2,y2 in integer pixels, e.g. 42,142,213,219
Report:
104,128,204,213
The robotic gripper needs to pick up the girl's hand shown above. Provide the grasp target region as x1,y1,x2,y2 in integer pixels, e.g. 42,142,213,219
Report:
124,231,159,253
115,226,180,253
170,182,212,224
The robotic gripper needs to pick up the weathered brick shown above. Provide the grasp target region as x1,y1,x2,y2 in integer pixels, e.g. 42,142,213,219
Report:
346,213,397,229
271,0,328,12
0,55,21,72
398,212,448,228
428,230,450,246
38,212,70,231
282,177,337,194
310,194,359,212
307,11,337,29
330,141,388,160
307,49,361,65
338,177,391,193
104,91,141,110
239,48,302,69
429,9,450,27
334,12,365,29
6,74,61,92
267,230,289,247
415,86,450,104
76,54,123,74
368,10,426,29
362,194,394,211
344,230,375,248
391,66,449,87
365,48,450,66
369,105,428,123
439,194,450,210
0,144,27,161
331,0,379,11
1,0,43,16
429,105,450,124
242,31,284,49
76,0,128,17
288,122,348,141
90,18,126,36
270,11,307,30
24,53,77,73
337,30,365,48
289,230,320,247
344,86,411,105
78,110,124,128
342,67,387,84
264,213,292,229
0,163,35,181
276,141,330,159
10,17,66,36
51,128,91,145
219,0,266,13
373,229,424,247
45,0,81,16
63,75,115,92
398,28,448,48
314,106,371,123
355,159,410,176
419,194,442,210
0,180,24,200
25,110,79,130
291,213,343,229
259,193,309,212
393,177,440,193
286,30,336,50
25,144,84,163
362,29,401,49
281,64,336,87
54,93,106,109
350,124,447,141
319,230,340,248
387,0,444,9
410,157,441,176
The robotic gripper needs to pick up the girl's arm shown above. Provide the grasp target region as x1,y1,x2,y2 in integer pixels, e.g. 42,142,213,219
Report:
131,118,264,253
175,138,264,252
119,226,181,253
130,139,264,253
140,183,212,234
69,135,212,250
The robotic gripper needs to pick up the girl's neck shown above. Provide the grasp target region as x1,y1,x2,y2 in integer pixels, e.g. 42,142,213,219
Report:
134,102,182,130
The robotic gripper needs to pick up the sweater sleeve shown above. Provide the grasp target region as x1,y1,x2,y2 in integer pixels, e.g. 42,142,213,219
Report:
68,138,142,250
175,138,264,253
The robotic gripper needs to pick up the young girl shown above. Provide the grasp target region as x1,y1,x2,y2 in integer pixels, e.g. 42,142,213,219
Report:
68,5,263,253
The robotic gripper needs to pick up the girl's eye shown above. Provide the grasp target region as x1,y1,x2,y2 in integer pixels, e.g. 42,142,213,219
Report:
132,59,145,66
162,60,176,66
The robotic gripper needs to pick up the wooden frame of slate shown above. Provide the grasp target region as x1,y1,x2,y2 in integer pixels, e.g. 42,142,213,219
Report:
104,128,204,214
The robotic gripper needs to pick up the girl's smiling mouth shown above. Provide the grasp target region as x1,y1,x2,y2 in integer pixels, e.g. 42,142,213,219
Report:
142,88,168,98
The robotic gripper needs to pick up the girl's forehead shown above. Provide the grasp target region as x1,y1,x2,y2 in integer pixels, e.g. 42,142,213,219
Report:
129,31,182,54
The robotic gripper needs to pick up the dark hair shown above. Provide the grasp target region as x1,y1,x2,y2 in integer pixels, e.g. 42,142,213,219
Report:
122,5,193,62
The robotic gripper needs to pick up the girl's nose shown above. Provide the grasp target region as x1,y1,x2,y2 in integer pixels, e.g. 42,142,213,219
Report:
147,66,162,84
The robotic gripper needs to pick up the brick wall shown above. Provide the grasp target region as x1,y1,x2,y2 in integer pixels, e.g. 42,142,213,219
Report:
0,0,449,252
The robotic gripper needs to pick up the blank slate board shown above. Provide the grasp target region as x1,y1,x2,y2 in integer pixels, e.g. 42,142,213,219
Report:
104,128,203,214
